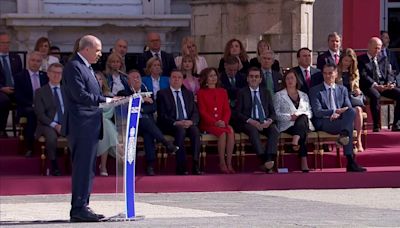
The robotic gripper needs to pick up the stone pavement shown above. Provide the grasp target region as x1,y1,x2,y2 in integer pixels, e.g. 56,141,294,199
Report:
1,188,399,227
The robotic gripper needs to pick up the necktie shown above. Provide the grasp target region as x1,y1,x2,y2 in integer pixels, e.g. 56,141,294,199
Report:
31,72,40,92
253,91,265,122
154,52,160,59
53,87,63,124
304,69,311,88
1,55,13,87
175,91,185,120
371,58,382,82
264,71,274,95
229,77,235,88
334,54,339,65
329,88,336,111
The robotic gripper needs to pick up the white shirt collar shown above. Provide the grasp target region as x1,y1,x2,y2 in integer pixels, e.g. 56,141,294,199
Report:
299,66,311,72
323,82,336,90
170,86,181,92
249,86,259,92
28,69,39,76
329,49,340,57
49,83,60,89
77,52,91,68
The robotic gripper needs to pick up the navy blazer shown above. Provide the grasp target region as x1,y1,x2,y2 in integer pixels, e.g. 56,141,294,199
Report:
138,51,176,76
309,83,352,129
0,53,23,88
236,86,277,125
142,76,170,96
106,73,131,95
292,66,323,94
220,71,247,105
316,50,342,70
61,54,106,139
357,53,395,91
14,69,48,109
260,70,283,93
156,86,199,129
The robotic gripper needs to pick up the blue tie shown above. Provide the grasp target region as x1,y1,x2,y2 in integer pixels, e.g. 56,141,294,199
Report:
1,55,13,86
253,91,265,122
175,91,185,120
53,87,63,124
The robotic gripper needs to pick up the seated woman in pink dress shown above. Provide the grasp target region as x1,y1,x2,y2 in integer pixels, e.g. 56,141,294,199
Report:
197,67,235,174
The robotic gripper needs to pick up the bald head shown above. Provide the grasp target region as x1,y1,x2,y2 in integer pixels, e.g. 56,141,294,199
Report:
78,35,102,64
367,37,382,58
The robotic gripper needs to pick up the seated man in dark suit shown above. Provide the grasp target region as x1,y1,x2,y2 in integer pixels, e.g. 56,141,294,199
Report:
259,50,283,96
138,32,177,76
292,47,323,94
14,51,48,156
236,67,279,173
380,31,399,75
0,31,23,137
220,56,247,130
317,32,342,70
124,69,178,176
157,70,201,175
34,63,64,176
358,37,400,132
310,63,366,172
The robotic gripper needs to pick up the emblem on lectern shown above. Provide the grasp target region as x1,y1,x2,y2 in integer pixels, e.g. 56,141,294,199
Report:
127,127,136,164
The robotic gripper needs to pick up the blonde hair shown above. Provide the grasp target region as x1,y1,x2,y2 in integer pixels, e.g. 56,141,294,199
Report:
145,56,162,75
105,53,124,75
337,48,360,91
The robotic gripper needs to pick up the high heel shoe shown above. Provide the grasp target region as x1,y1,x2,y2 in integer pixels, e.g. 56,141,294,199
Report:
227,165,236,174
99,165,108,176
219,164,229,174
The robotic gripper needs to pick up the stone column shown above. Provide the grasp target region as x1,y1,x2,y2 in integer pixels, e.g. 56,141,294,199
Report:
190,0,315,68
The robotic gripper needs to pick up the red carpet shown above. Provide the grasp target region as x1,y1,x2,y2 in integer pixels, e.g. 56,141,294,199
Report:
0,130,399,195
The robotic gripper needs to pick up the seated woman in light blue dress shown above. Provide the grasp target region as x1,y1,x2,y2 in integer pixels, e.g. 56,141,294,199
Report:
95,71,118,176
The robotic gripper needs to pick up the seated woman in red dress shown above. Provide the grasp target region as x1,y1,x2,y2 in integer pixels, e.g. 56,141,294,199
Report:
197,67,235,174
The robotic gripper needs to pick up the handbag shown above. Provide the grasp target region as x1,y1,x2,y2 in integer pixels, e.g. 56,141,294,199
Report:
350,93,365,107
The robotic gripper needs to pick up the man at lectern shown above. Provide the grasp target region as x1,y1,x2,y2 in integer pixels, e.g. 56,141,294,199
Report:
62,35,113,222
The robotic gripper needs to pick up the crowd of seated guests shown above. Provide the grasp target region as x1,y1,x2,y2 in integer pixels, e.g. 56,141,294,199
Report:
2,29,400,176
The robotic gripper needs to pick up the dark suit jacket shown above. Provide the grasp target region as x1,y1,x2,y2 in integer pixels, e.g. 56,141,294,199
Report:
260,70,283,93
357,53,395,91
316,50,342,70
382,48,399,74
156,87,199,129
106,73,131,95
0,53,23,88
236,86,277,127
309,83,352,129
139,51,176,76
14,69,48,110
220,71,247,105
33,84,63,126
218,58,250,75
249,57,281,72
292,66,323,94
61,54,106,139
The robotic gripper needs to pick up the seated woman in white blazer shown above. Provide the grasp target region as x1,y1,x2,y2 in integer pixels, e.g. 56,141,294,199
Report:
273,69,315,172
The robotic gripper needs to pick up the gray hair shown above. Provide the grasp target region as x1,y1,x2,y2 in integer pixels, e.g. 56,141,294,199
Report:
78,35,101,51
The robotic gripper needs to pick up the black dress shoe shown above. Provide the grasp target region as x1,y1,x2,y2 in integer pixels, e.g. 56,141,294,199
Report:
166,144,179,154
146,166,155,176
25,150,33,157
70,207,99,222
391,125,400,132
302,169,310,173
192,164,202,175
87,207,105,220
51,169,61,176
346,162,367,172
176,166,188,175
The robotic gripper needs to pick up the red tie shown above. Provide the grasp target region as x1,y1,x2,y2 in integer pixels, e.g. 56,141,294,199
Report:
334,54,339,65
304,69,311,87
